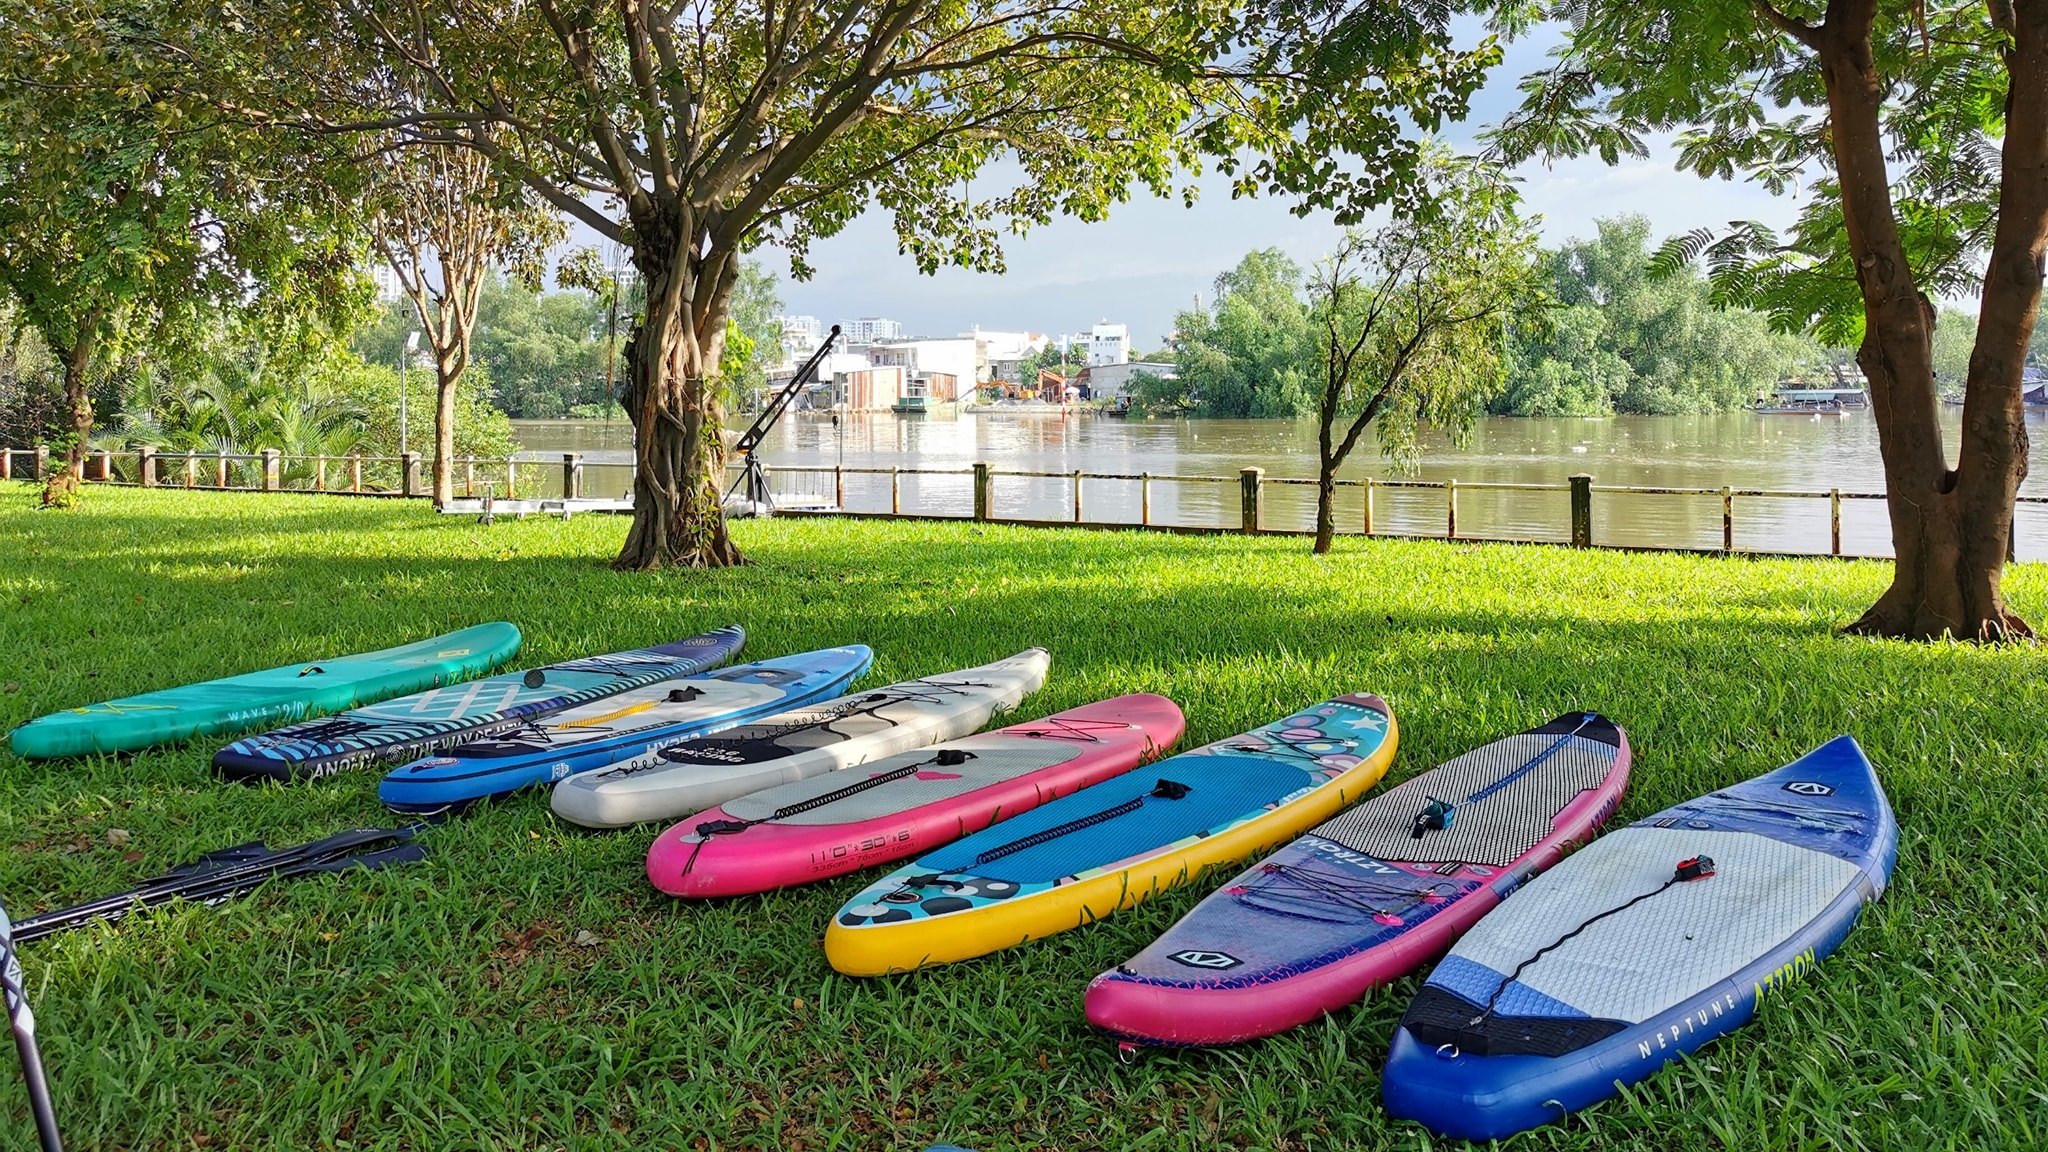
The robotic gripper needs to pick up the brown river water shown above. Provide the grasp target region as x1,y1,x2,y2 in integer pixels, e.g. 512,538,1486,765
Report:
513,409,2048,560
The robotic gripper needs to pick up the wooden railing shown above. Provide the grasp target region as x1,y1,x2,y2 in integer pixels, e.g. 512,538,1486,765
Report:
8,445,2044,561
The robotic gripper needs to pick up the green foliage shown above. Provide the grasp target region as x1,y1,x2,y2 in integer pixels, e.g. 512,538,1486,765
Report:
1,489,2045,1148
1313,153,1546,472
1498,216,1818,416
1931,306,1981,392
1170,249,1320,418
1492,3,2011,343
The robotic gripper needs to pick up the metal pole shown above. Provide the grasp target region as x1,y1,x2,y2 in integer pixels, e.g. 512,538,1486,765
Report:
1140,472,1151,526
972,462,992,520
1363,479,1375,537
890,467,900,515
1,901,66,1151
1830,488,1842,556
1446,479,1458,540
1721,486,1734,552
1073,469,1083,523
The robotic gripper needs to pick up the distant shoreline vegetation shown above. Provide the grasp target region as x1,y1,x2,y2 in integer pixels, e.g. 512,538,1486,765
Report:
1132,215,2003,421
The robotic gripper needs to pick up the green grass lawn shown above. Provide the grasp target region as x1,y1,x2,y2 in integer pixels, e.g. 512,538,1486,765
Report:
2,483,2045,1151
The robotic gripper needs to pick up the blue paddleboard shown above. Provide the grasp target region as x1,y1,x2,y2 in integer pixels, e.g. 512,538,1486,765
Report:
377,646,872,813
1382,736,1897,1140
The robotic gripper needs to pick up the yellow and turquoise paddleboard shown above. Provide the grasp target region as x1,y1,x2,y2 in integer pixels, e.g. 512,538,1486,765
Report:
825,694,1397,976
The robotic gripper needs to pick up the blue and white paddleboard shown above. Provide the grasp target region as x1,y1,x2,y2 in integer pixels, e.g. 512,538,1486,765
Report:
1382,736,1897,1141
377,646,872,813
214,626,746,780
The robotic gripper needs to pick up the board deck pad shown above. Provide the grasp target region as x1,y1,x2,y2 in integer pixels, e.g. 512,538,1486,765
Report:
647,693,1187,898
1381,736,1896,1142
377,646,871,813
213,626,745,780
11,622,524,759
1086,713,1630,1046
552,650,1054,829
824,694,1398,977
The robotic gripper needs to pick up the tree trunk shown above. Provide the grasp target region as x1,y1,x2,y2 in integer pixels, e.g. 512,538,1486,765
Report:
1313,458,1338,555
42,335,94,507
433,354,460,507
614,238,741,570
1818,4,2037,639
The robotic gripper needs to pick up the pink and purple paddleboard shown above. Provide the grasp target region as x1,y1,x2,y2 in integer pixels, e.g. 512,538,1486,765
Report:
1085,712,1630,1046
647,694,1187,898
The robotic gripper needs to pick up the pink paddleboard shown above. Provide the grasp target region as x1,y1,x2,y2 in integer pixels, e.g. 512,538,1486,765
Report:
1086,712,1630,1047
647,694,1185,898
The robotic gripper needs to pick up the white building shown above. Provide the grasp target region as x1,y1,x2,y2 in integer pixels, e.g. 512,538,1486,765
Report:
1060,322,1129,367
773,314,825,366
368,264,406,303
842,316,903,343
1082,361,1176,402
965,327,1050,383
866,336,979,391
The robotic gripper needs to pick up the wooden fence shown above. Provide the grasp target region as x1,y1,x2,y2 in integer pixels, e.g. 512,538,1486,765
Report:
8,445,2044,561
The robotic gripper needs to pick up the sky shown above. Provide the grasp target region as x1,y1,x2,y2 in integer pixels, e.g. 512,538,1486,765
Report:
598,24,1811,349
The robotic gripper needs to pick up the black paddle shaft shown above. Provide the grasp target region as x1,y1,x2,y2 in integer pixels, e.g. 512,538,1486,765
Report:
0,903,63,1152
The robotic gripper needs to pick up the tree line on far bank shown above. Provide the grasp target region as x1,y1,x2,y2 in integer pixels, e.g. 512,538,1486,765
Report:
1142,214,2044,420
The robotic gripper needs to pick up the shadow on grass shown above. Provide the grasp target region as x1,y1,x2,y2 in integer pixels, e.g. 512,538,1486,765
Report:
1,488,2045,1150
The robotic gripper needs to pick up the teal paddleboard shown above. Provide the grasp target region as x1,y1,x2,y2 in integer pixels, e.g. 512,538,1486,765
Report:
8,622,522,759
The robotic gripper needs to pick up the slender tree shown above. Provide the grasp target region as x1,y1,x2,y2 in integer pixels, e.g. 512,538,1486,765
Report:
1491,1,2047,639
367,142,561,504
204,0,1502,568
1307,157,1543,553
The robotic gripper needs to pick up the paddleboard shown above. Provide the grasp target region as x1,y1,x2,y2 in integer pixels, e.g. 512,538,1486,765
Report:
1382,736,1896,1141
1086,713,1631,1046
377,646,872,813
649,693,1187,897
213,626,745,781
9,623,522,759
552,650,1054,829
824,694,1397,977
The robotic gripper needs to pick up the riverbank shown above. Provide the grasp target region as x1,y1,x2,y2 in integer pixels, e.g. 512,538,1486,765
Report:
3,484,2044,1149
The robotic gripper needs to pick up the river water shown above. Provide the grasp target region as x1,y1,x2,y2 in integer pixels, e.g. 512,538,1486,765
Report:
513,409,2048,560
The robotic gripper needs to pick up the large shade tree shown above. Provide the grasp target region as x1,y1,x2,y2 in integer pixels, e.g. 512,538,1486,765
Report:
0,2,361,506
207,0,1503,568
1492,1,2047,639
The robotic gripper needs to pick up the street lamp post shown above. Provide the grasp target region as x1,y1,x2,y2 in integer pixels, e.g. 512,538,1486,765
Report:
399,330,421,456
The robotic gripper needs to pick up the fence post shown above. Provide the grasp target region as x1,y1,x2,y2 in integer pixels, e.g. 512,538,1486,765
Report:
1239,466,1264,534
183,450,196,488
507,459,518,499
0,448,10,482
1830,489,1842,556
1446,479,1458,540
94,449,111,482
1363,479,1375,536
215,450,230,489
463,455,476,498
972,461,992,521
314,455,327,491
34,446,49,480
1140,472,1151,526
401,451,423,497
260,448,281,492
562,452,584,501
834,464,845,510
1721,486,1734,552
1569,474,1593,547
890,467,901,515
349,453,364,493
138,446,157,488
1072,469,1084,523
